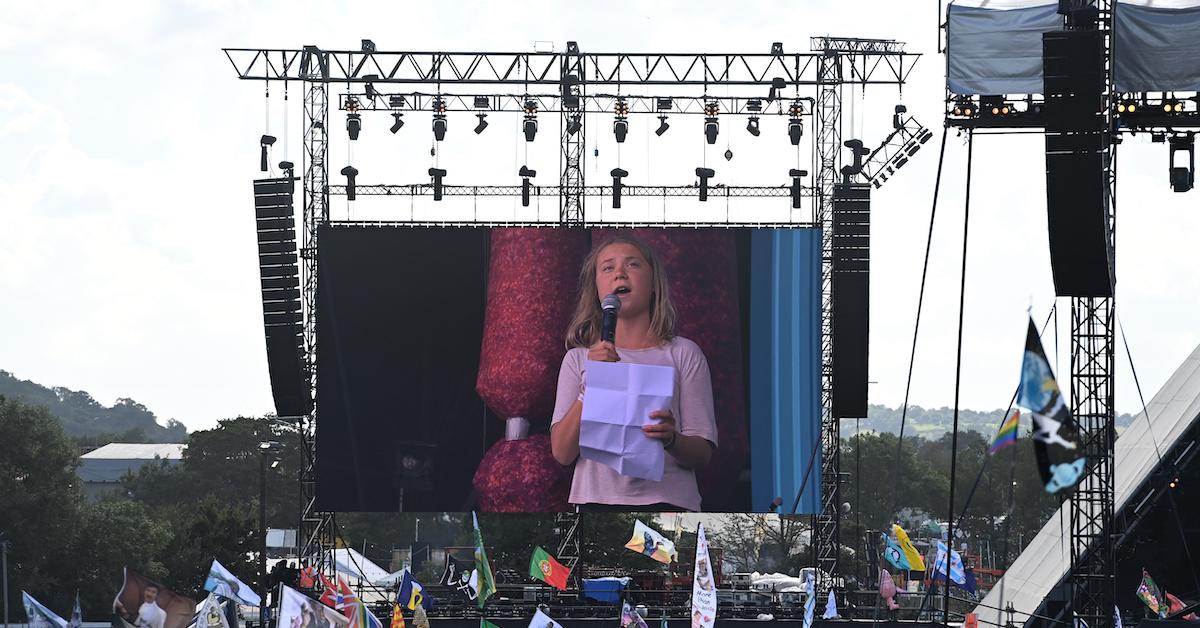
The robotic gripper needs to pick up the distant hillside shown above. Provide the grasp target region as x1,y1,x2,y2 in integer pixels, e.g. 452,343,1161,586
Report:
850,403,1136,438
0,370,186,442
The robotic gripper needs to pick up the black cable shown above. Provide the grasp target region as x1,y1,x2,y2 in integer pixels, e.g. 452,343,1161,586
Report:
893,126,950,515
943,128,973,628
1115,310,1162,463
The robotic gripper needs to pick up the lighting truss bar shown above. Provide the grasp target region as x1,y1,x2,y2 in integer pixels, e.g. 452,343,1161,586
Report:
338,93,817,115
811,36,906,54
328,184,811,198
223,48,918,86
860,113,932,186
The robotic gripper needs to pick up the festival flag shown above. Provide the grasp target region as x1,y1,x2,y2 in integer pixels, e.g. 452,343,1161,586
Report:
1018,317,1085,493
439,555,479,601
203,558,262,607
278,585,349,628
390,604,406,628
531,608,565,628
882,533,910,571
480,620,500,628
822,590,839,620
620,602,647,628
690,524,717,628
361,600,384,628
891,524,926,571
112,567,197,628
1114,606,1123,628
317,572,340,609
802,573,816,628
197,594,230,628
1165,591,1199,621
472,512,496,607
932,541,967,586
624,520,675,565
529,546,570,591
70,591,82,628
337,577,357,613
397,569,430,611
22,591,67,628
1136,569,1167,618
989,409,1021,455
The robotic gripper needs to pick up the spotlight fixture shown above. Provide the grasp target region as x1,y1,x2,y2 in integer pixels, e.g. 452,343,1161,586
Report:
474,113,488,135
473,95,490,109
432,97,447,141
389,112,405,134
566,114,582,136
893,104,908,129
259,134,276,172
951,96,974,117
1169,133,1195,193
746,116,761,137
695,167,715,202
346,113,361,140
656,97,673,111
278,161,295,178
788,100,804,146
1164,99,1185,113
560,73,581,110
704,101,720,144
767,77,787,103
389,94,407,108
1169,476,1180,489
1116,101,1138,114
610,168,628,209
363,75,379,101
340,165,359,201
789,168,808,209
519,166,536,207
724,148,733,161
346,96,360,113
614,98,630,143
746,99,763,113
523,99,538,142
428,167,447,201
655,115,669,137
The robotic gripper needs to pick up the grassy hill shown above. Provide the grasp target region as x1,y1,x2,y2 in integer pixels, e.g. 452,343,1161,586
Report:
849,403,1137,438
0,370,186,442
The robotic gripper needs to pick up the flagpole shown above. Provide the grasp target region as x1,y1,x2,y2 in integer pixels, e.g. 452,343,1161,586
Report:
1,537,8,628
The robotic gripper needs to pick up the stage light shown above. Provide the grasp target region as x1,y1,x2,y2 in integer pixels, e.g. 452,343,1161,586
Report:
746,99,763,113
657,98,673,111
389,112,405,134
610,167,628,209
428,167,447,201
704,101,720,144
746,116,761,137
696,167,715,201
519,166,536,207
473,95,490,109
363,75,379,101
389,94,406,108
724,148,733,161
432,98,448,141
613,98,629,143
361,39,376,53
767,77,787,103
523,101,538,142
1168,134,1194,193
789,168,808,209
346,113,361,140
340,165,359,200
788,118,803,145
1170,477,1179,489
613,118,628,143
566,114,582,136
260,134,276,172
560,72,581,110
893,104,907,129
655,115,669,136
474,113,488,135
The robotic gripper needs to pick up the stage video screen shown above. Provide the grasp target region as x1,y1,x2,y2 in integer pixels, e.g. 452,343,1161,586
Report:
315,225,822,513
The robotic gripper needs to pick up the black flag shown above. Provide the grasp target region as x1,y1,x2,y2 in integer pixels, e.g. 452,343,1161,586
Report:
1017,317,1085,494
439,555,478,601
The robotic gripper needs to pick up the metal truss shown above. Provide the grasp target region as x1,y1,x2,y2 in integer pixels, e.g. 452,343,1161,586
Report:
223,47,918,87
555,512,581,592
328,184,812,198
860,113,934,188
326,220,819,229
814,45,843,587
299,79,336,576
336,92,816,116
560,45,586,224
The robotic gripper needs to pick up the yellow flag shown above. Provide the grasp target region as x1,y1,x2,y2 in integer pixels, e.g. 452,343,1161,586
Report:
892,524,926,571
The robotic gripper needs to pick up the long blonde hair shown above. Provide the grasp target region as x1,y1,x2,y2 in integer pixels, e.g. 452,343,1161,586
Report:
565,234,677,348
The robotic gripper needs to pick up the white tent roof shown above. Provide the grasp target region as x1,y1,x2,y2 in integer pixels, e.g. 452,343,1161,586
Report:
973,342,1200,627
330,548,391,585
77,443,186,482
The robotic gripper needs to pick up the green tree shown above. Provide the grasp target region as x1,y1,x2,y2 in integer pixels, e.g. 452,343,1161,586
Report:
0,397,83,615
66,499,171,616
155,498,259,600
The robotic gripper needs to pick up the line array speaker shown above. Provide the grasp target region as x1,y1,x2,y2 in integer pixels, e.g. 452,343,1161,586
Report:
254,177,312,417
832,183,870,419
1042,30,1114,297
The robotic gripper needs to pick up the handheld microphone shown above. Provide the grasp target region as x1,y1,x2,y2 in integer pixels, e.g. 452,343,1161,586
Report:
601,293,622,343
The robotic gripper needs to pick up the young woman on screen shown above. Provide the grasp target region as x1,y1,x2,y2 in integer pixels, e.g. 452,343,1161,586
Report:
549,234,718,512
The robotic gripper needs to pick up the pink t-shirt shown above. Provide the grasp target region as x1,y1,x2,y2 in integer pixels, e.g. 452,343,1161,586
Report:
551,336,718,511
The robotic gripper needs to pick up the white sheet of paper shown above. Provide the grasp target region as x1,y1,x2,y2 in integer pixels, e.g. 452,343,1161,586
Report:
579,360,675,481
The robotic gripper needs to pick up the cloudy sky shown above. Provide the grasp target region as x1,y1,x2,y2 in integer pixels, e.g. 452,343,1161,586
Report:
2,1,1196,432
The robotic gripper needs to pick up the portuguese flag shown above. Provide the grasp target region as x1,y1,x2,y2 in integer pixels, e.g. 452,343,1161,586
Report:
529,546,570,590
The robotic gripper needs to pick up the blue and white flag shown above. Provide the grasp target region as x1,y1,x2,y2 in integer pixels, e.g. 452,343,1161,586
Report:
803,572,816,628
22,591,68,628
932,541,967,586
822,590,839,620
69,592,82,628
204,559,261,607
397,568,430,611
1114,606,1123,628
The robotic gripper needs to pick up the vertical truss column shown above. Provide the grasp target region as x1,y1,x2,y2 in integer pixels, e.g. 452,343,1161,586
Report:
555,512,582,591
1069,2,1116,626
815,50,843,585
560,44,585,226
300,75,335,576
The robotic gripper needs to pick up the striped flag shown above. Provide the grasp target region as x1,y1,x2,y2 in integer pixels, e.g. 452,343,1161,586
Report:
802,572,816,628
932,541,967,586
989,409,1020,455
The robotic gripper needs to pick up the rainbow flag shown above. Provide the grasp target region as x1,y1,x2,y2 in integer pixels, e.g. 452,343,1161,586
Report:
989,409,1020,454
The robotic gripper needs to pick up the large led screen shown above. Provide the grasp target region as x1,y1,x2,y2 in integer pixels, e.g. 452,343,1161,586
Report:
315,225,822,513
